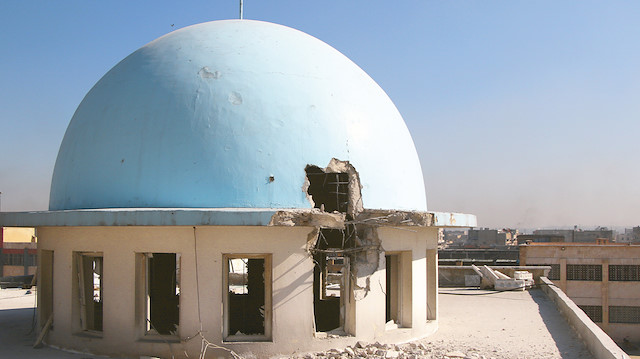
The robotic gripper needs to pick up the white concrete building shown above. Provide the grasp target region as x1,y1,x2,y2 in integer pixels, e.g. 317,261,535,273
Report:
0,20,475,358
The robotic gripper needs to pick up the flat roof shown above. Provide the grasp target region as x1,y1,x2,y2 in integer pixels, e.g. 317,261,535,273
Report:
430,288,595,359
0,287,604,359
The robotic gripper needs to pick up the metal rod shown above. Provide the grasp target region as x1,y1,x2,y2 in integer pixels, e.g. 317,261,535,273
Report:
239,0,244,19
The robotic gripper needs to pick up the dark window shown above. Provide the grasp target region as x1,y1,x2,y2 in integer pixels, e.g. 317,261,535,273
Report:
145,253,180,335
534,264,560,280
578,305,602,323
609,306,640,324
224,255,271,341
1,252,36,266
566,264,602,281
4,253,23,266
609,265,640,281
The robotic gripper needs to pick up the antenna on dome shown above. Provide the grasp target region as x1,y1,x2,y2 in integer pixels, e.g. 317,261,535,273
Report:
239,0,244,19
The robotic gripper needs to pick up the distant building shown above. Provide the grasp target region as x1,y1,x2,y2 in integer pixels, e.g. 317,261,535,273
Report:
533,227,613,243
467,228,508,248
517,234,565,245
0,227,37,277
520,242,640,343
443,229,467,247
616,227,640,243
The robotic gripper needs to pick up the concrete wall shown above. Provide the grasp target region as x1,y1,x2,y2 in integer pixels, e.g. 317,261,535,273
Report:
37,225,438,358
540,278,630,359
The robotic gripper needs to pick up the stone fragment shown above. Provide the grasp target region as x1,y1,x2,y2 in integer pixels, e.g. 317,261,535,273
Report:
385,349,400,358
344,347,355,357
445,351,467,358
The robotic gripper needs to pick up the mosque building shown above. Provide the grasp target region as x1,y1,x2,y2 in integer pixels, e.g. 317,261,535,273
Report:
0,20,475,358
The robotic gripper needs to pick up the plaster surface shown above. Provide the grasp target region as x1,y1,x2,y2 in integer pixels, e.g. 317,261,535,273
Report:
35,225,438,358
49,20,426,212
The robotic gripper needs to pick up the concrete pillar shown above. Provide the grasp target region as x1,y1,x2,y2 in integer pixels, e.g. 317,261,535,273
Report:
426,248,438,320
352,250,386,339
559,258,567,293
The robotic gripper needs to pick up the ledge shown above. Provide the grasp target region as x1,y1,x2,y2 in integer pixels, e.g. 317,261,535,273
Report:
539,277,630,359
0,208,476,228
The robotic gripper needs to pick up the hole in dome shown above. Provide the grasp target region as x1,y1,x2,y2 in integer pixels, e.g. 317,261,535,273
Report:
304,165,349,213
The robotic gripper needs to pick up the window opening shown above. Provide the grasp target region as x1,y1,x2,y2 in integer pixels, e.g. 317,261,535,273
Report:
145,253,180,335
224,255,271,341
75,252,103,332
312,227,356,333
578,305,602,323
566,264,602,281
609,265,640,281
386,254,398,324
609,306,640,324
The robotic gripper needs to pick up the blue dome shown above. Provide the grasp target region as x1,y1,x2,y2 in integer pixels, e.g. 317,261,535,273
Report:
49,20,427,211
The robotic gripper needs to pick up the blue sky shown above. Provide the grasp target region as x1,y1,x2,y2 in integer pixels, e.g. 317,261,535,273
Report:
1,1,640,229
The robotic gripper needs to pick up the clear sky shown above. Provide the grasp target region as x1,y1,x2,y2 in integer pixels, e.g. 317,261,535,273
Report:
1,1,639,229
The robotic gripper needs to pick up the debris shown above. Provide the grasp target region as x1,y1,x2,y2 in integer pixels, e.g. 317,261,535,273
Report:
471,265,533,291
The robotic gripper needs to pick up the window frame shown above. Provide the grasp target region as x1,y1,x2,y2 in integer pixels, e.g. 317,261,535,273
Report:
566,264,602,281
609,265,640,281
73,251,104,335
137,252,181,339
222,253,272,342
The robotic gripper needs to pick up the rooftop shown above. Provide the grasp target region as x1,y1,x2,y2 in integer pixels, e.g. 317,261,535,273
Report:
431,288,593,359
2,286,625,359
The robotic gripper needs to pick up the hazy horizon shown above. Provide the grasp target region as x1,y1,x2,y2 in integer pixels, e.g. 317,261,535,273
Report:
2,1,640,229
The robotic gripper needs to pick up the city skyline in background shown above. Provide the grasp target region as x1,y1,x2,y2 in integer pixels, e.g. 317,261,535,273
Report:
1,1,640,229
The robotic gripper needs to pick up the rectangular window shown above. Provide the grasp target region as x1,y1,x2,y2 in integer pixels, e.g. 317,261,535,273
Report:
223,254,271,341
609,306,640,324
566,264,602,281
546,264,561,280
5,253,23,266
75,252,103,332
609,265,640,281
578,305,602,323
142,253,180,336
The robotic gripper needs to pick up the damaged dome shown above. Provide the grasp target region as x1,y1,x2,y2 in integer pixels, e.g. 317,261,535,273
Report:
49,20,427,211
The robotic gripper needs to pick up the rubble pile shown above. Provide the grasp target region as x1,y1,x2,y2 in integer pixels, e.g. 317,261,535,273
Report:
291,341,496,359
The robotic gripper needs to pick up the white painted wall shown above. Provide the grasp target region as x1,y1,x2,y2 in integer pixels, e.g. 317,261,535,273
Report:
37,224,438,358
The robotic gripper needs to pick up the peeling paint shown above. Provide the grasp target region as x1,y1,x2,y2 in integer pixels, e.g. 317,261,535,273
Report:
228,91,243,105
198,67,221,79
